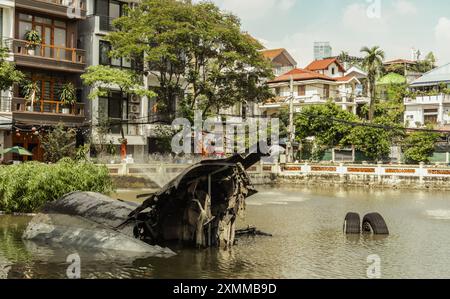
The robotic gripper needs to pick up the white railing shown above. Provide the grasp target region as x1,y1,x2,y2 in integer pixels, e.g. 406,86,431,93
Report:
404,94,450,105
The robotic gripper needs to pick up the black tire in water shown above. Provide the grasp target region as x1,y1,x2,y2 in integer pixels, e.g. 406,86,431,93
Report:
343,212,361,234
362,213,389,235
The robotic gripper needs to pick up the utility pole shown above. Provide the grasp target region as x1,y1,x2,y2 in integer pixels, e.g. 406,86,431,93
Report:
288,75,294,163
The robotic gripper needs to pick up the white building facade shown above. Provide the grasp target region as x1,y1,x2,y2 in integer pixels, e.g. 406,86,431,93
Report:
404,63,450,128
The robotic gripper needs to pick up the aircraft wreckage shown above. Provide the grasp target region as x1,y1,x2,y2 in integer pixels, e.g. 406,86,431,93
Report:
23,152,269,256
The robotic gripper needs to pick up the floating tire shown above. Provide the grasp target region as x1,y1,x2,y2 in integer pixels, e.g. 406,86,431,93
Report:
362,213,389,235
343,212,361,234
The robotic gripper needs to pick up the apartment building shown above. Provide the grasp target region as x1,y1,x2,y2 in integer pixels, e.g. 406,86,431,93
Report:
1,0,87,161
78,0,152,161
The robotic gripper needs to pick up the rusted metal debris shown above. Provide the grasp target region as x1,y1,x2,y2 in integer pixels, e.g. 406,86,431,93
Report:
24,152,268,252
118,152,266,248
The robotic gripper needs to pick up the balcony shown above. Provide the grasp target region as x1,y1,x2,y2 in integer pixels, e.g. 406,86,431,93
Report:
12,97,85,125
404,94,450,105
15,0,87,19
11,39,86,73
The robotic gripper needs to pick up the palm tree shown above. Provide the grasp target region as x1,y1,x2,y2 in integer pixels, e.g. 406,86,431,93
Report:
361,46,385,121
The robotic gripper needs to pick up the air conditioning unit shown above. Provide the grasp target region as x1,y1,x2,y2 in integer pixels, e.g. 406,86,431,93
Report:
130,94,140,103
128,113,139,122
129,104,140,114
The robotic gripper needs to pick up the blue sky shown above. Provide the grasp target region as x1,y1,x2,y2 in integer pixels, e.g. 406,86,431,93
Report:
196,0,450,67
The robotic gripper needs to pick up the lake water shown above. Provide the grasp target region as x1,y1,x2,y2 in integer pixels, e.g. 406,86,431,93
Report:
1,186,450,279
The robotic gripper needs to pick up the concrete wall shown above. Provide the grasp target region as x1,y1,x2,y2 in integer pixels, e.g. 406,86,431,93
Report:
104,162,450,190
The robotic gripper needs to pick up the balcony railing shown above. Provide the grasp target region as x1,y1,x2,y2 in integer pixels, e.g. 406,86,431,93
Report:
15,0,87,19
12,39,85,65
13,97,84,116
34,0,86,10
404,94,450,105
0,96,12,113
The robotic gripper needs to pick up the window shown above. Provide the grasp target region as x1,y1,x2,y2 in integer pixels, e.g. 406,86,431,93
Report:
274,87,280,96
331,67,335,75
324,84,330,98
297,85,306,96
17,13,67,49
99,91,129,134
99,40,133,68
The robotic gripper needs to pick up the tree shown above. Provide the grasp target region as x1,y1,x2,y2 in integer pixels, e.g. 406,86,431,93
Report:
0,47,24,92
106,0,273,117
294,102,358,147
80,65,155,100
361,46,385,121
402,131,441,164
39,123,77,163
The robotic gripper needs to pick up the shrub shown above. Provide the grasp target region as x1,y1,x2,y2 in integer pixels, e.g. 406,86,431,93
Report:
0,158,115,213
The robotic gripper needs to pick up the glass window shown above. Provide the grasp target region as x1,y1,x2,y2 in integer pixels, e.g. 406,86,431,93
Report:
19,21,33,40
54,28,66,48
19,13,32,21
109,1,121,19
34,17,52,25
54,20,66,28
122,58,132,68
108,92,122,119
99,41,111,65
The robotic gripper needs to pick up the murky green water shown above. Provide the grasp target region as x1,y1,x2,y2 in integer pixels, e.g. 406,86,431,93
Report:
2,186,450,279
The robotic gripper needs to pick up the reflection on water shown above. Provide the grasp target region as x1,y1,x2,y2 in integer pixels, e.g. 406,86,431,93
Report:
2,186,450,278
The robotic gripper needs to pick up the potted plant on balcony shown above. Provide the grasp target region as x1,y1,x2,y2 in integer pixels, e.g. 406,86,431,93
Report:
22,81,40,112
24,30,42,56
59,83,77,114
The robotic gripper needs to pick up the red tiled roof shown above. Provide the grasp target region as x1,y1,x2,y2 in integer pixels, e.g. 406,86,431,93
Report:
305,58,345,72
260,48,286,60
268,68,336,83
335,75,357,82
384,59,417,65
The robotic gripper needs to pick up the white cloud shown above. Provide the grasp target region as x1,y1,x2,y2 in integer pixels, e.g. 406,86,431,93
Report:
435,17,450,64
194,0,296,21
341,3,388,34
393,0,418,15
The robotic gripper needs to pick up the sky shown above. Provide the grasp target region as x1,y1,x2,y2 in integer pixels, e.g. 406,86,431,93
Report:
194,0,450,67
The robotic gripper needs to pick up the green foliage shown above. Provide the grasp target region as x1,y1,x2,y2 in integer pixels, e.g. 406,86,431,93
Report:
81,65,156,100
0,47,24,92
106,0,273,115
294,102,358,147
24,30,42,48
59,83,77,105
402,131,441,164
294,102,405,162
39,123,77,163
21,80,40,103
0,159,115,213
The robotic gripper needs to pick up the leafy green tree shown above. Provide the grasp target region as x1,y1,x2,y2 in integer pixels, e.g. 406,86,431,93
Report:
39,123,77,163
361,46,385,121
106,0,273,117
402,131,441,164
0,47,24,92
80,65,155,100
294,102,358,148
